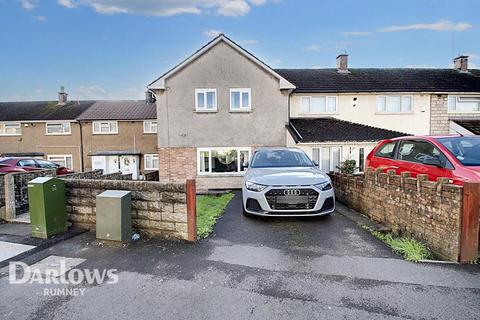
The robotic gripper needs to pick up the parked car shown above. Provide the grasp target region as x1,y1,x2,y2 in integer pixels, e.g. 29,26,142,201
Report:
366,135,480,185
242,147,335,217
0,157,74,175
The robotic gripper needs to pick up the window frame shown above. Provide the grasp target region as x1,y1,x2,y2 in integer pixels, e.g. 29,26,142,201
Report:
376,95,413,114
144,154,159,170
448,95,480,113
47,154,73,169
300,96,337,114
374,141,398,159
311,146,342,172
45,122,72,135
92,121,118,135
143,120,158,134
197,147,251,175
195,88,218,112
0,122,22,136
229,88,252,111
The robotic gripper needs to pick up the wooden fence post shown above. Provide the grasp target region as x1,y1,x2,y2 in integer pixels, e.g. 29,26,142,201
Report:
460,182,480,263
186,179,197,242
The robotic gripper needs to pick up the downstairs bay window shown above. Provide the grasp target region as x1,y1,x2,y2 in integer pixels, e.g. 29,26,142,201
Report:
198,148,251,174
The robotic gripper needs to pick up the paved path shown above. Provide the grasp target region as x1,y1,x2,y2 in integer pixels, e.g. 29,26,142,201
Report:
0,191,479,320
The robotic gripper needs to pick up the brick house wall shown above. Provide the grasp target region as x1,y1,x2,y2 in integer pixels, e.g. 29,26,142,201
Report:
430,94,449,134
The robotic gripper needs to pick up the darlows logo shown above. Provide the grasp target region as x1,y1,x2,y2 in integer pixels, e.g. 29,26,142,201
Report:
9,261,119,285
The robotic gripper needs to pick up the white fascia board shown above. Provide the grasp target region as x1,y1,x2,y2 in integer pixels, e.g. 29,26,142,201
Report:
147,35,295,91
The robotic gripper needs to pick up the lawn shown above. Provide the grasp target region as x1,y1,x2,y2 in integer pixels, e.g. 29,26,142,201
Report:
197,193,234,239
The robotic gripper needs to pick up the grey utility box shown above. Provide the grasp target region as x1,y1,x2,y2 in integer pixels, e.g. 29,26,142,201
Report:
96,190,132,242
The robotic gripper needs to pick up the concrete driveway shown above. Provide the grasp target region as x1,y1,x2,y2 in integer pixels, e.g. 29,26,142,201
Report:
0,191,479,320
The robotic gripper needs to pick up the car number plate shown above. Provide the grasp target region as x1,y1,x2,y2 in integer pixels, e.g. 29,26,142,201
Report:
276,195,308,204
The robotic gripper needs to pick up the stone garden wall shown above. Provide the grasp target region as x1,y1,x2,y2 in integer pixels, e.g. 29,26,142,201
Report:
64,179,189,240
329,169,466,261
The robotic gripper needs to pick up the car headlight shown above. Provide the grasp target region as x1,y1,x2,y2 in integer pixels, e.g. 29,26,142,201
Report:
245,181,267,192
315,181,333,191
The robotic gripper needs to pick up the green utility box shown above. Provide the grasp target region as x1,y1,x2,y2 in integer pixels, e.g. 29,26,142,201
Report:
28,177,67,239
96,190,132,242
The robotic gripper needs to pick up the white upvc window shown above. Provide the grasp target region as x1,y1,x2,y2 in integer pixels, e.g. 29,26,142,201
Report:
0,122,21,136
448,95,480,112
300,96,337,114
312,147,342,172
46,122,71,135
92,121,118,134
376,95,413,113
47,154,73,169
144,154,159,170
230,88,251,111
195,89,217,111
143,120,157,133
198,147,251,175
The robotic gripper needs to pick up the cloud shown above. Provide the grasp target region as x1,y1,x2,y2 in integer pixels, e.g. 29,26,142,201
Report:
306,42,351,52
378,20,472,32
18,0,37,11
57,0,77,8
36,15,47,22
56,0,272,17
341,31,371,36
203,29,223,38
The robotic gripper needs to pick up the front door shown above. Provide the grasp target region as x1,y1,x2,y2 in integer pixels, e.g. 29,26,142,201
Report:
120,155,139,179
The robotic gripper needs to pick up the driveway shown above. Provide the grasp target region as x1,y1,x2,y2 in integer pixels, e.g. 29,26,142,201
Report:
0,191,479,320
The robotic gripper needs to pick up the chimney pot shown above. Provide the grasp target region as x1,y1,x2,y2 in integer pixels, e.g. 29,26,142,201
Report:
336,54,349,73
58,86,68,105
453,55,468,72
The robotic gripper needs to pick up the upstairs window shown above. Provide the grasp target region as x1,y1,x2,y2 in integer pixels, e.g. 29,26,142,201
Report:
0,122,21,136
301,96,337,113
376,96,412,113
93,121,118,134
46,122,71,135
195,89,217,111
230,88,251,111
143,120,157,133
448,95,480,112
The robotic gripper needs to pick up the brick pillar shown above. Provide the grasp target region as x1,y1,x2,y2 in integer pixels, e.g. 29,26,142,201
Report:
430,94,449,134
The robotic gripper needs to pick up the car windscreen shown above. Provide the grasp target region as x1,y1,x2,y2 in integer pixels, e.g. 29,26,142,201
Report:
250,149,314,168
437,136,480,166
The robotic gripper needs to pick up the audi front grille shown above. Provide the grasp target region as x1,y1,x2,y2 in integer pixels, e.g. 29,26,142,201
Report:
265,188,319,210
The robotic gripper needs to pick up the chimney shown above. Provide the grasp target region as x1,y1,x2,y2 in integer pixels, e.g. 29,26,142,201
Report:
453,55,469,72
58,86,68,105
336,54,349,73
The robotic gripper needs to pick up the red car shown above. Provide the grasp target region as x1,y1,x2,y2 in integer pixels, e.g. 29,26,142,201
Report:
0,157,74,175
366,135,480,185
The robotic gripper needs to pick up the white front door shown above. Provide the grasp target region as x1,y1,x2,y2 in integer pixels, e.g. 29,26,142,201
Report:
120,155,139,179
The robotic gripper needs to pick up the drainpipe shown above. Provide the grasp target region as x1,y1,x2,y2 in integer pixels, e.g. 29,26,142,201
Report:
79,121,85,172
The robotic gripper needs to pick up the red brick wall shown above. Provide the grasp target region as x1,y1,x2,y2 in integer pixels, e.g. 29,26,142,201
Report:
158,147,197,183
330,169,466,261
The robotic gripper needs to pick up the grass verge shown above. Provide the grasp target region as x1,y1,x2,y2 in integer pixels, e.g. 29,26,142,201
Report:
364,227,432,262
197,193,234,239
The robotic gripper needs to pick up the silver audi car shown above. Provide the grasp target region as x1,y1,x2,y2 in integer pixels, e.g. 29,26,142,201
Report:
242,147,335,217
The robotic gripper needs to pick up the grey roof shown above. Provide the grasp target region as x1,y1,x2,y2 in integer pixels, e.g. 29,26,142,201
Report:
288,118,409,143
452,119,480,135
275,68,480,93
0,101,95,121
76,100,156,121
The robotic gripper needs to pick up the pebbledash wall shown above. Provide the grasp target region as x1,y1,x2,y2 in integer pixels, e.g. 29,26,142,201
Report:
65,179,189,240
329,169,470,261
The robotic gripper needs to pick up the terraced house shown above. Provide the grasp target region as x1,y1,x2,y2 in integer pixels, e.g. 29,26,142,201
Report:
0,89,157,178
148,34,480,189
